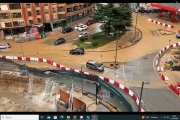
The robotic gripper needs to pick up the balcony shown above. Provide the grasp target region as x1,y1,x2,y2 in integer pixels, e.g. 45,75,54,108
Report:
58,14,64,19
26,3,31,8
67,8,74,12
12,13,22,18
9,3,21,10
52,8,57,13
5,22,12,27
13,21,24,27
35,3,40,7
57,7,65,12
0,13,11,19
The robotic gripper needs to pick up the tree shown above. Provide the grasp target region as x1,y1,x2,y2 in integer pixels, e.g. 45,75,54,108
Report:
92,3,132,36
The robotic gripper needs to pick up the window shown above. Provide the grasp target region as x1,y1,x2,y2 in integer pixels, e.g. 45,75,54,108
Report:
44,3,49,6
58,14,64,19
35,3,39,7
9,3,21,9
52,7,57,12
37,18,42,23
45,9,49,14
36,10,40,15
12,13,22,18
5,22,12,27
28,12,32,16
29,20,33,25
0,13,11,19
74,6,79,10
57,7,65,12
46,16,50,21
67,7,74,12
53,15,58,20
26,3,31,8
13,21,24,26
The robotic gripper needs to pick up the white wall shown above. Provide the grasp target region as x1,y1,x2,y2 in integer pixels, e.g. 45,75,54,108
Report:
0,22,5,28
0,5,8,10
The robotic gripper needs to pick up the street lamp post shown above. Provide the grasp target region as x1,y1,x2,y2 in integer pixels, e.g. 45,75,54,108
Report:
138,81,150,112
94,73,99,105
19,34,27,74
114,30,119,68
80,66,85,94
133,7,139,43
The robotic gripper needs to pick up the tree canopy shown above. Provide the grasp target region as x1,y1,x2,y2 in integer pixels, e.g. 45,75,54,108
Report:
93,3,132,35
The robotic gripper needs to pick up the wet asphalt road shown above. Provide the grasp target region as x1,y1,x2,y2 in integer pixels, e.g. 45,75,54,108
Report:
102,53,180,111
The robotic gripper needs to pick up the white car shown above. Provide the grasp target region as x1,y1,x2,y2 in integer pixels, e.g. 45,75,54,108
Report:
74,24,84,30
74,24,88,31
78,32,89,38
0,43,10,49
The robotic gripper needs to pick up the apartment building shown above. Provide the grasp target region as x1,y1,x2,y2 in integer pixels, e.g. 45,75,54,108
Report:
0,3,96,38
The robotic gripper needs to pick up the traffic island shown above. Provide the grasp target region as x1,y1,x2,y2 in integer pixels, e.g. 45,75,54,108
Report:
154,42,180,96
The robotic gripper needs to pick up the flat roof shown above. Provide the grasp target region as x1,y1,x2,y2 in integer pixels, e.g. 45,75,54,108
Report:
151,3,180,12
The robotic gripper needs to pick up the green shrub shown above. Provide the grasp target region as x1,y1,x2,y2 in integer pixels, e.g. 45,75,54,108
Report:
92,35,98,39
92,41,98,47
79,37,87,42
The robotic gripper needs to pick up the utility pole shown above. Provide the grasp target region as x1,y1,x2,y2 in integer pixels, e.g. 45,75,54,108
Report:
80,66,84,94
19,34,27,74
133,5,139,43
138,81,150,112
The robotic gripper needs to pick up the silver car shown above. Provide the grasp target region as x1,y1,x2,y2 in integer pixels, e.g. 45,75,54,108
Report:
0,43,10,49
176,33,180,38
86,60,104,72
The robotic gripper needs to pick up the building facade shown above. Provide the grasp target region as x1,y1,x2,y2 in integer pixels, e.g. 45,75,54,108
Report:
0,3,96,37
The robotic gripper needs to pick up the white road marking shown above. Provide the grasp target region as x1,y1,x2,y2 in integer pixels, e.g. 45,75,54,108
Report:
137,25,144,30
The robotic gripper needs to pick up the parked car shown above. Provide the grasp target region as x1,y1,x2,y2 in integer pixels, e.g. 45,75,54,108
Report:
85,19,94,26
176,33,180,38
62,26,73,33
70,48,85,55
0,43,10,49
86,60,104,72
74,24,88,31
54,38,66,45
74,24,84,30
145,9,151,13
138,8,145,13
78,32,89,38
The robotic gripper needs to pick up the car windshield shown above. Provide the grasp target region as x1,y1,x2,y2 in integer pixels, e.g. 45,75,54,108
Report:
95,63,103,67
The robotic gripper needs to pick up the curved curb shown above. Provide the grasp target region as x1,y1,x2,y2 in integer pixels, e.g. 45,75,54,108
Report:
148,18,175,28
84,26,143,53
0,55,144,112
154,42,180,96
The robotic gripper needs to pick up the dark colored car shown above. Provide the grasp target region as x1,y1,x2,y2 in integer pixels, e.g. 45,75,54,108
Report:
70,48,84,55
62,26,73,33
153,9,161,13
54,38,66,45
176,33,180,38
85,19,94,26
145,9,151,13
86,60,104,72
138,8,145,13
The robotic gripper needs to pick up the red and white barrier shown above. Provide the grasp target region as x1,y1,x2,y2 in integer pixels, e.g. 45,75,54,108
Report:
154,42,180,96
148,18,174,28
0,55,144,112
